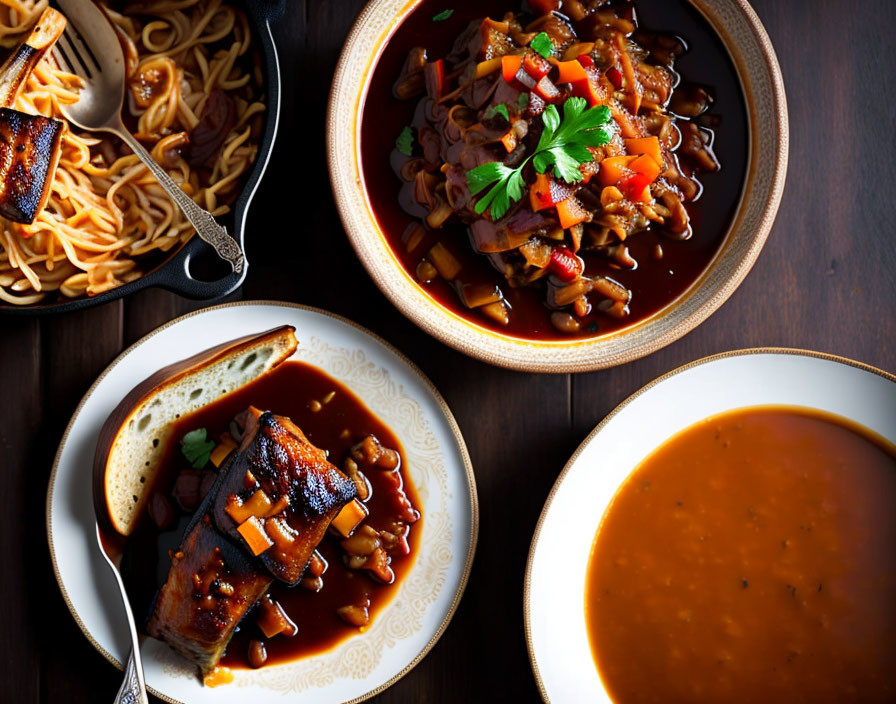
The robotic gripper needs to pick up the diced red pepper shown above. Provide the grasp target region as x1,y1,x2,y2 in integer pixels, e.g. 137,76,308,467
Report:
548,246,584,282
424,59,445,100
606,66,624,90
533,75,561,102
555,59,589,85
576,54,594,68
618,172,653,203
501,55,523,85
523,52,552,80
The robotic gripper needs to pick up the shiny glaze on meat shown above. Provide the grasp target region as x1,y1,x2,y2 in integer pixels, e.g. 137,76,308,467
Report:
147,407,356,675
211,410,357,585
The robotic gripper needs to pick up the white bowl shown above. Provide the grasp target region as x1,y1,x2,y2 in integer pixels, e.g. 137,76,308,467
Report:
524,348,896,702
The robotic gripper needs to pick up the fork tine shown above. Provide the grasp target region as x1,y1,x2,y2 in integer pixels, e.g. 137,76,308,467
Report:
49,45,71,74
56,32,90,79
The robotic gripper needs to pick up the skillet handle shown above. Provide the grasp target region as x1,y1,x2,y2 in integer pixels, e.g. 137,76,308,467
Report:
155,240,247,300
242,0,286,22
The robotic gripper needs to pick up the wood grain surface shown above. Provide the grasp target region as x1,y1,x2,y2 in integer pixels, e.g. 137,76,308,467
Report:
1,0,894,701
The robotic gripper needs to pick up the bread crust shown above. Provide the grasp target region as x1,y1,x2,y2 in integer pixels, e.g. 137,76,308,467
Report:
93,325,298,536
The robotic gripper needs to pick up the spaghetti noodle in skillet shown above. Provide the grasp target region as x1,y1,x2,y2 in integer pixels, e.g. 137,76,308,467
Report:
0,0,264,305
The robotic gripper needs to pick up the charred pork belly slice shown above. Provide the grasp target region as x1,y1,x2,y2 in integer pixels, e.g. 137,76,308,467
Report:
0,109,64,223
0,8,66,224
212,409,357,585
147,409,355,676
146,515,272,675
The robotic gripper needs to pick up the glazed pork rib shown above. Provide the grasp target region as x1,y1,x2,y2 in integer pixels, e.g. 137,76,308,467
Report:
212,408,358,585
147,409,357,675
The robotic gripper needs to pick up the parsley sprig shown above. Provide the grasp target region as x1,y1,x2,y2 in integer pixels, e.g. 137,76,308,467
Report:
466,97,613,220
181,428,215,468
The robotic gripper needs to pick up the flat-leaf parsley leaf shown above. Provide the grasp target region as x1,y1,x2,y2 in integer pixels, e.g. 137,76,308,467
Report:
465,97,613,220
181,428,215,468
432,9,454,21
530,32,553,58
395,126,414,156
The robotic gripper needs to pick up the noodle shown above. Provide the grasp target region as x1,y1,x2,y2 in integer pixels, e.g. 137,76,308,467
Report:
0,0,264,304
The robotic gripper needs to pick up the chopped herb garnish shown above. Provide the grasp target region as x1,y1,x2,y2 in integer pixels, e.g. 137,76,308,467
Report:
432,8,454,21
395,125,414,156
181,428,215,468
484,103,510,122
517,92,529,111
466,96,613,219
530,32,553,59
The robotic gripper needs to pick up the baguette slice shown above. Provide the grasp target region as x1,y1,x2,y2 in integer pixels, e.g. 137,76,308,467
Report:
93,325,298,536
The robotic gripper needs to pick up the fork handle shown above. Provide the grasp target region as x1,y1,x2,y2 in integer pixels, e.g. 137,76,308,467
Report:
115,646,149,704
114,127,245,274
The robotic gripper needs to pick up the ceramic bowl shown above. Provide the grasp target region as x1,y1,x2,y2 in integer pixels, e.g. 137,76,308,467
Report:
524,349,896,702
328,0,788,372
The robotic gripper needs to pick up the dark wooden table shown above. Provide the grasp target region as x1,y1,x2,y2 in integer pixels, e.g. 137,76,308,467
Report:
2,1,894,701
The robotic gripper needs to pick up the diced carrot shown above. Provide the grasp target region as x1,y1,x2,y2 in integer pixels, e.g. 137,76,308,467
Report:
500,129,517,152
210,435,237,468
555,197,589,229
225,489,273,524
501,55,523,85
624,136,663,166
555,59,588,85
331,499,369,538
529,173,554,212
598,155,637,186
237,516,273,556
570,65,605,107
629,153,661,182
265,494,290,517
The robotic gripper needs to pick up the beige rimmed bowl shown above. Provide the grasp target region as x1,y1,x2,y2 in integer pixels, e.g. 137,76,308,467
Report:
327,0,788,373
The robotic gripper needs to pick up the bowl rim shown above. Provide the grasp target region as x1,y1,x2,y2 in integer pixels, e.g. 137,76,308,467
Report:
522,346,896,702
327,0,789,373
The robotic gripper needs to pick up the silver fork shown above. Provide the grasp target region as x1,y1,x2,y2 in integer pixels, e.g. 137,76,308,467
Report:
94,524,149,704
52,0,244,273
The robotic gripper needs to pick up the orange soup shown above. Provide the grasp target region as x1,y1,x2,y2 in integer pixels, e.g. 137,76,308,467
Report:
585,406,896,703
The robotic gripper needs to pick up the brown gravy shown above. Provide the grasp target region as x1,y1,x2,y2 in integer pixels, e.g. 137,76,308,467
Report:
585,406,896,703
119,361,421,669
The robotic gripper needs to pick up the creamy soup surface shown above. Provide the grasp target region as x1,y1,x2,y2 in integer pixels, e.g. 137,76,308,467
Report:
585,406,896,704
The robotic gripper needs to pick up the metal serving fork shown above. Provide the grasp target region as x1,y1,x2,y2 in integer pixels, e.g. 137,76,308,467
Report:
94,524,149,704
52,0,244,273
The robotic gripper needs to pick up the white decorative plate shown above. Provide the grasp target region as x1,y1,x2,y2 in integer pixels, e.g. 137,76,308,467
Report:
46,301,478,703
524,348,895,703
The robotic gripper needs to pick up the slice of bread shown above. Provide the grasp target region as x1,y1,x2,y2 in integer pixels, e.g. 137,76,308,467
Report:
94,326,298,536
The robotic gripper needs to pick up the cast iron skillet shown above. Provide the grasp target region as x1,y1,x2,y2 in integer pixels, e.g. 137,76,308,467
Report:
0,0,284,316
